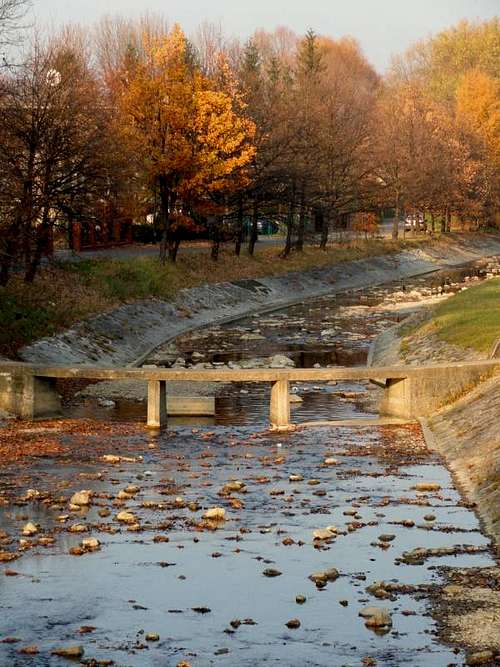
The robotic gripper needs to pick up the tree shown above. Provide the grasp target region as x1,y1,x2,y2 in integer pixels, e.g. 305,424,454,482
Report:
0,35,119,284
118,24,255,262
0,0,30,55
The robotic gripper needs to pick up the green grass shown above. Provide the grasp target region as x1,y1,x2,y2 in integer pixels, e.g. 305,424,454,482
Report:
421,277,500,353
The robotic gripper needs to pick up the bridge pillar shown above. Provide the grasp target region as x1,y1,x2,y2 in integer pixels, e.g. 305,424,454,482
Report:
270,379,292,431
0,372,61,419
147,380,167,430
380,377,412,420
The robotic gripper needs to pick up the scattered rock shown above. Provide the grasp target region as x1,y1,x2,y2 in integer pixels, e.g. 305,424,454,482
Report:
295,595,306,604
414,482,441,492
51,645,84,658
69,490,91,507
145,633,159,642
263,568,282,578
204,507,226,521
21,522,38,536
286,618,301,629
359,607,392,628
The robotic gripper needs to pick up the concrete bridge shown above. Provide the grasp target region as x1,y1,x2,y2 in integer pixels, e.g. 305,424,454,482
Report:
0,360,498,431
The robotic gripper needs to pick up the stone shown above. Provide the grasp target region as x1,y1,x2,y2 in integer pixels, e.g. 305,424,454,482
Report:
116,511,136,524
102,455,120,464
69,524,88,533
69,490,91,506
263,568,282,577
443,585,462,596
51,646,84,658
359,607,392,628
378,534,395,542
204,508,226,521
295,595,306,604
324,457,339,465
21,522,38,536
313,528,335,540
286,619,301,629
145,633,160,642
423,514,436,522
81,538,100,551
268,354,295,368
97,398,116,408
414,482,441,492
221,481,245,493
289,394,303,403
289,474,303,482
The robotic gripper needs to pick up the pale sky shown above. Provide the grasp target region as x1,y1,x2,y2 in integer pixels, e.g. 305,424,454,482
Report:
32,0,498,71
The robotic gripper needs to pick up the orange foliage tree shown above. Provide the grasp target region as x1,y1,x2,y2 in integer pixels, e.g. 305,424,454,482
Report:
118,24,255,262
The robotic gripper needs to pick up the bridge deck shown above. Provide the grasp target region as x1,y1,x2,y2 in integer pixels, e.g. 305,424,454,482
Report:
0,359,498,383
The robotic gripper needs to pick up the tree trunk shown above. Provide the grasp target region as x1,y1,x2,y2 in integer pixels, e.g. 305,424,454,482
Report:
319,211,331,250
392,199,400,240
295,187,306,252
24,212,51,283
248,198,259,256
282,190,296,258
445,206,452,233
430,212,435,234
211,216,222,261
234,194,244,257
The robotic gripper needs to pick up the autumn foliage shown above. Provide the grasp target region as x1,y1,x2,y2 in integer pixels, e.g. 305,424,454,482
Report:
0,15,498,282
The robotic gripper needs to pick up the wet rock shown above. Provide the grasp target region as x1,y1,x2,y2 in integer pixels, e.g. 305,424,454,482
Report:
414,482,441,492
423,514,436,522
443,584,462,596
378,534,395,542
466,650,495,665
69,490,91,507
19,645,39,655
21,522,38,536
295,595,306,604
69,524,88,533
81,538,100,552
145,633,159,642
263,568,282,578
309,568,339,585
203,507,226,521
286,618,301,629
289,394,303,403
313,527,337,541
221,481,245,494
51,645,84,658
324,457,339,466
102,455,120,464
289,474,303,482
116,511,136,524
359,607,392,628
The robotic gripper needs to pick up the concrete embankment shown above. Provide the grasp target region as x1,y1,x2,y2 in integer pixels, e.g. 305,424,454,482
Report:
20,235,500,367
369,285,500,543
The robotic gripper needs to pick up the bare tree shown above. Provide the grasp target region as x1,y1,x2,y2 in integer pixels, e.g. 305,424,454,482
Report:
0,0,30,56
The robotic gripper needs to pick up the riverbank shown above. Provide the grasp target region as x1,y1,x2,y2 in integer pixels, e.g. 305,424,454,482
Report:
16,234,500,369
1,239,402,358
370,274,500,543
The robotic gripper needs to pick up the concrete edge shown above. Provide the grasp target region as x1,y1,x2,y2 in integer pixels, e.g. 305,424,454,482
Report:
418,416,498,546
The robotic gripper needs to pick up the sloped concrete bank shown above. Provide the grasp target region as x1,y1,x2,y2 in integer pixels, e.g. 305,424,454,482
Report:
20,235,500,367
369,292,500,543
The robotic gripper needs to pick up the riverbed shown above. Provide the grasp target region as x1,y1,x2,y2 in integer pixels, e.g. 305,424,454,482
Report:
0,258,498,666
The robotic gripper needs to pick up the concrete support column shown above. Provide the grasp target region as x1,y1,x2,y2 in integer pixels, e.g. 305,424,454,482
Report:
380,377,411,420
269,379,291,431
0,373,62,419
147,380,167,430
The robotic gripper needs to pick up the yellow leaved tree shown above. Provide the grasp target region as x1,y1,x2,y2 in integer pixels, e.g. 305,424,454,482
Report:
119,24,255,261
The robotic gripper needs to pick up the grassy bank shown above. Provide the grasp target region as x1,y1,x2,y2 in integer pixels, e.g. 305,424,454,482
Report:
1,240,414,358
411,277,500,353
